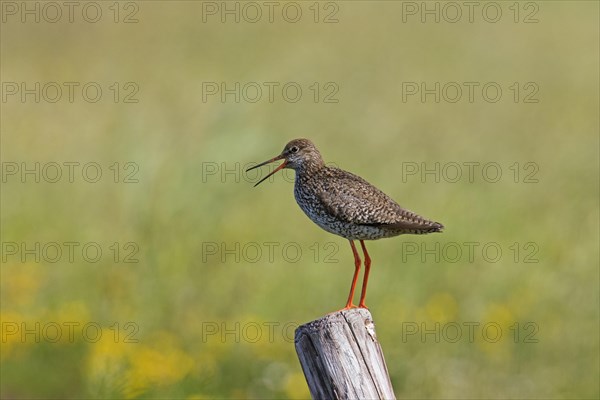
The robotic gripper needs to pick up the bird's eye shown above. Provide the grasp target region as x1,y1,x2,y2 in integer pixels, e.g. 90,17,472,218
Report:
290,146,299,153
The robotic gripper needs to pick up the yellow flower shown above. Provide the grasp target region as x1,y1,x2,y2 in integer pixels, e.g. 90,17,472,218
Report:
0,311,26,360
87,331,130,397
1,263,44,307
476,303,515,362
284,371,311,399
425,292,458,323
123,331,194,398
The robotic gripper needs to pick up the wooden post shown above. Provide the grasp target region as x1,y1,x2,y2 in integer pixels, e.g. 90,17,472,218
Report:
294,308,396,400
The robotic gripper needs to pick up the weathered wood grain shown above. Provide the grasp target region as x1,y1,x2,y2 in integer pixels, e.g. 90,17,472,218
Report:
295,308,396,400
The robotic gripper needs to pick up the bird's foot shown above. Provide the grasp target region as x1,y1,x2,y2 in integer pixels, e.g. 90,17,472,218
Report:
336,303,358,312
358,302,369,309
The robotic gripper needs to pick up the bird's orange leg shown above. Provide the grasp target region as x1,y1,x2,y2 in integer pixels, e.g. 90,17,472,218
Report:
358,240,371,308
343,240,361,309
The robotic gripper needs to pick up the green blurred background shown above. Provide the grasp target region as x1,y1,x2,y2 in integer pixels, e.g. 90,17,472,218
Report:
1,1,598,398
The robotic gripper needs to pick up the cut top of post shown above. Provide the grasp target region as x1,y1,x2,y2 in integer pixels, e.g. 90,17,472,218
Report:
294,308,396,400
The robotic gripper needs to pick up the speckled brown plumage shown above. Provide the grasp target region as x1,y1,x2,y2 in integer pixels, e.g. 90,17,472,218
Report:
247,138,443,309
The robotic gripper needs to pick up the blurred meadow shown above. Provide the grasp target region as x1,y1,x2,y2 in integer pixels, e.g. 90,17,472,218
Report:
1,1,598,398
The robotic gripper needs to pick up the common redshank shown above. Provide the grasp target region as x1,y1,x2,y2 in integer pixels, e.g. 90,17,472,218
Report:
247,138,443,309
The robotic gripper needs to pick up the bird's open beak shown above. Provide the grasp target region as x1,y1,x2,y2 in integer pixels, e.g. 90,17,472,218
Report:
246,154,288,187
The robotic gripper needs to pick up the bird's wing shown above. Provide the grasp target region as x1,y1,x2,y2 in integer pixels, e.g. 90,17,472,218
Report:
314,169,435,229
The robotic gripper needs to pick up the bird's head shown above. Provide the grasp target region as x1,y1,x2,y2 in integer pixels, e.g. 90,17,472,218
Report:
246,138,324,187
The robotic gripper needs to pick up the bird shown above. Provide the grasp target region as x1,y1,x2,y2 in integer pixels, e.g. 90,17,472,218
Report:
246,138,443,309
